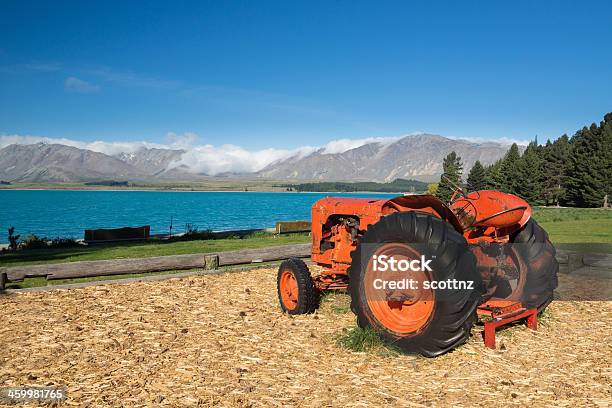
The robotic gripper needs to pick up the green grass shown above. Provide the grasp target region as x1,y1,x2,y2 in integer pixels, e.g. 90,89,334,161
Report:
336,326,401,357
0,233,310,267
532,207,612,253
531,207,612,223
320,292,351,314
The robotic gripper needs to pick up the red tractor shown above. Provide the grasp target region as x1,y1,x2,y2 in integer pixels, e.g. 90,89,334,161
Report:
277,185,558,357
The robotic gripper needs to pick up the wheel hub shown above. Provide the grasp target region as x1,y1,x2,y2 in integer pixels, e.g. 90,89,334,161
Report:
279,270,299,310
363,243,435,335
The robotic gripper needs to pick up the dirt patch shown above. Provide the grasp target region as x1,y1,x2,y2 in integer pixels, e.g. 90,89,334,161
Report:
0,270,610,407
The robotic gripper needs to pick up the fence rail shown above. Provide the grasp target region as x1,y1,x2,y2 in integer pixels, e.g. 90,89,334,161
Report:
0,243,311,287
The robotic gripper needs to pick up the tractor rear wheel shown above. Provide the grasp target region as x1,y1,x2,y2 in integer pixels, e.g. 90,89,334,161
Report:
510,219,558,311
349,212,483,357
277,258,318,315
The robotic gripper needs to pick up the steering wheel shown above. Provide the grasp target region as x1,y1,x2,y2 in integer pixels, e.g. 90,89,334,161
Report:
441,174,467,202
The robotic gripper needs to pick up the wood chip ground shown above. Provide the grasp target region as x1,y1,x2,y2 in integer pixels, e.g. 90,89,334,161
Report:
1,269,610,407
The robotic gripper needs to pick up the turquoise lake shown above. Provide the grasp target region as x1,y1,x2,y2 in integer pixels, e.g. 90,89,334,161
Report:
0,190,396,243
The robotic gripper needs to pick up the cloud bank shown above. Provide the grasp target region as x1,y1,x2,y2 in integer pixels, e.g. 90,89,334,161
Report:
0,132,527,175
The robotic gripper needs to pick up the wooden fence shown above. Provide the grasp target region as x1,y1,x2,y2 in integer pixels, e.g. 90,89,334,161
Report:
0,243,311,288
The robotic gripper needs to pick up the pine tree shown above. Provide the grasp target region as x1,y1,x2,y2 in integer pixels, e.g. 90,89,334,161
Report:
466,160,487,191
566,114,612,207
499,143,521,194
436,151,463,203
541,135,571,206
484,159,503,190
515,142,545,205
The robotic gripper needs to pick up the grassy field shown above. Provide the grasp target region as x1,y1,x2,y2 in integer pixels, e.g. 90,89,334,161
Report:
532,207,612,253
0,232,310,267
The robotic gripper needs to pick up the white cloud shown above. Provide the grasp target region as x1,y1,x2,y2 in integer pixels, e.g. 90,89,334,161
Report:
321,136,403,154
0,134,166,156
166,132,199,148
64,76,99,93
167,144,315,174
162,132,315,174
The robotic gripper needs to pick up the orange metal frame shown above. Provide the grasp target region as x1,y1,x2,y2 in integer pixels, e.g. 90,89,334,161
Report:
311,194,464,276
310,190,531,278
477,300,538,349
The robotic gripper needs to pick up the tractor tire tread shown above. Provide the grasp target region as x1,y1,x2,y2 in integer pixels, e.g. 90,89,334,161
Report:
277,258,319,315
511,219,559,311
348,211,483,357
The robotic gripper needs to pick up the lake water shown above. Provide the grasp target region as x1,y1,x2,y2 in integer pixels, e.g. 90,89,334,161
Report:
0,190,397,243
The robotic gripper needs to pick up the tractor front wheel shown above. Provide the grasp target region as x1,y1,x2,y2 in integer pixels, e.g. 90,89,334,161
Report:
349,212,483,357
277,258,319,314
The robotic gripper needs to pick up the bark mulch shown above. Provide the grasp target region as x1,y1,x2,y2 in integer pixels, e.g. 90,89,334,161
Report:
1,270,610,407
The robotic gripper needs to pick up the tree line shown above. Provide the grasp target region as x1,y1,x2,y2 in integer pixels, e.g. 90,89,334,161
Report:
435,112,612,207
286,178,428,193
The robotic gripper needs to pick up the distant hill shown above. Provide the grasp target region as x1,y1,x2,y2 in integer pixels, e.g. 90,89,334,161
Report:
0,143,142,182
114,148,184,176
257,134,510,182
0,143,186,182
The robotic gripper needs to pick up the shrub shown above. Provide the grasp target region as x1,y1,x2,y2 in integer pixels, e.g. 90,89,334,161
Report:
49,237,80,248
183,229,216,240
19,234,48,250
8,226,20,251
171,224,216,241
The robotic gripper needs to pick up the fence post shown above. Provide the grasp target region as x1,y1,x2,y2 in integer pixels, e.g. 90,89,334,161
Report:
0,272,7,291
203,254,220,270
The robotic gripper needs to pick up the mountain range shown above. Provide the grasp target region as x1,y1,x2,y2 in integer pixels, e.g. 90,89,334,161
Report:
0,143,186,182
0,134,512,183
257,134,510,182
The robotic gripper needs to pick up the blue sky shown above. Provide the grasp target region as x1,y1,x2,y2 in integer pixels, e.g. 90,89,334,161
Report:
1,0,611,154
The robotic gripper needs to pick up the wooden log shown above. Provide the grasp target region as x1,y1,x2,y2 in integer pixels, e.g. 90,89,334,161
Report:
0,272,6,291
2,253,205,281
217,244,310,266
0,243,311,282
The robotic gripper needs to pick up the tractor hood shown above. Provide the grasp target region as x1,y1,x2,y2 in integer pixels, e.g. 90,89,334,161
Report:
449,190,532,231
